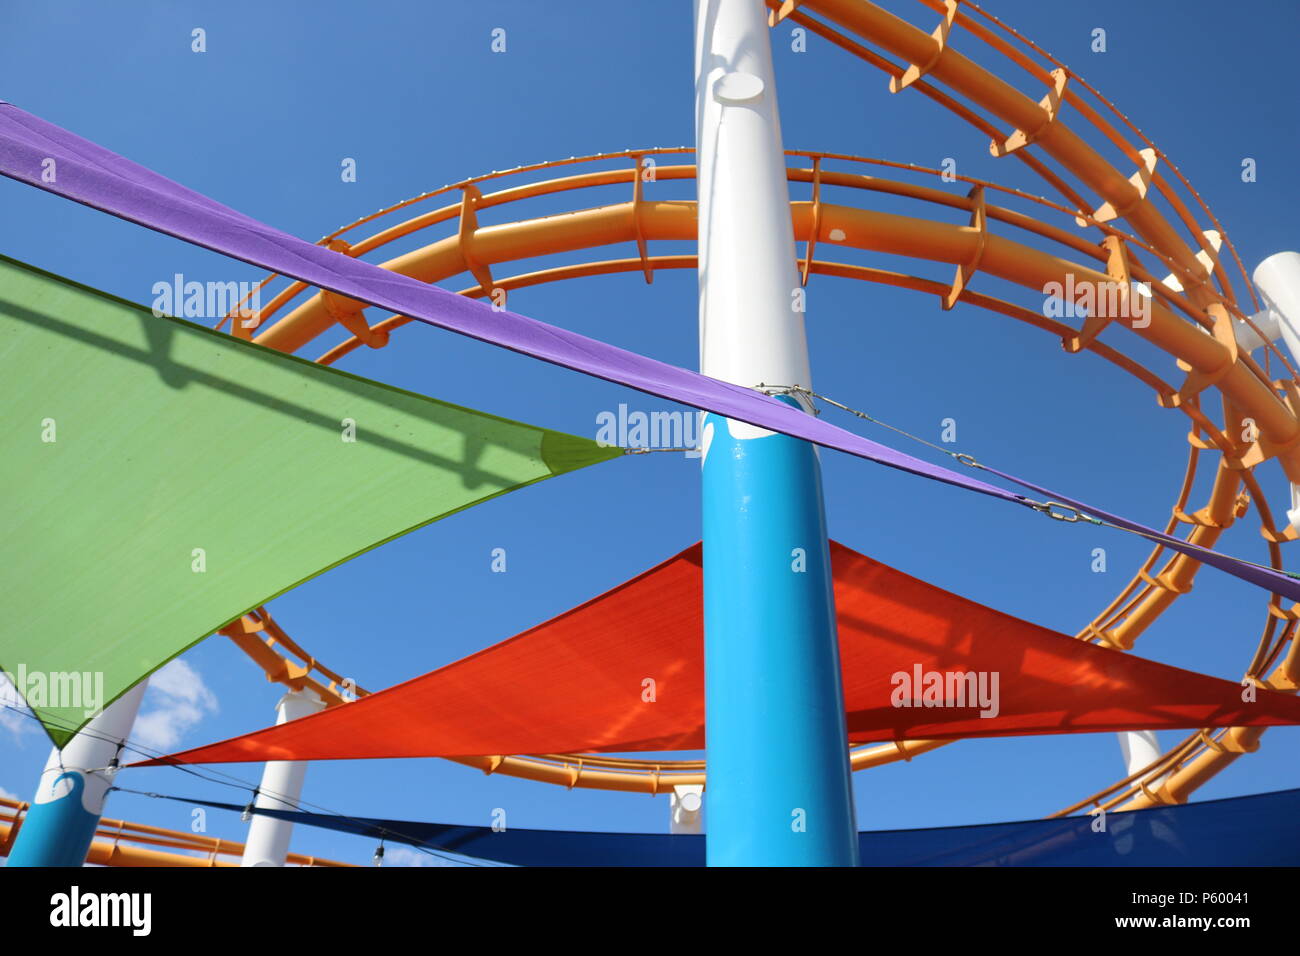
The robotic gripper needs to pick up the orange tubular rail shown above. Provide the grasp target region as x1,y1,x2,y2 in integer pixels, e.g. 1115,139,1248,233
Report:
786,0,1252,306
209,147,1296,804
770,0,1300,810
204,2,1297,809
0,796,354,867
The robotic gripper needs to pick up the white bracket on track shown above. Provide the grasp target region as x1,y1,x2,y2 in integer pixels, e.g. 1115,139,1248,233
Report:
1160,229,1222,295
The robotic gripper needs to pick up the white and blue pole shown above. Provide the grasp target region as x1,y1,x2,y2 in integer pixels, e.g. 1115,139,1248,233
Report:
240,688,326,866
694,0,859,866
7,682,147,867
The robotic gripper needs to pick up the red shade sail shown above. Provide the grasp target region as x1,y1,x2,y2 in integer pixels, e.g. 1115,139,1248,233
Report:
136,542,1300,766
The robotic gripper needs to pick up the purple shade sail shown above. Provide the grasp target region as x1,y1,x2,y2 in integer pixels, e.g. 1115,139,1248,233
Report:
1,101,1296,603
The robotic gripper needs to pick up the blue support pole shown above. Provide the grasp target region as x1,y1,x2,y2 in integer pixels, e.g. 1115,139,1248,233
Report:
694,0,859,865
701,407,859,866
7,682,147,867
6,771,102,867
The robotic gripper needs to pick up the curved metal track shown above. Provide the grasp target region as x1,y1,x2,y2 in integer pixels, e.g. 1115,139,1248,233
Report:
0,796,351,867
202,1,1297,810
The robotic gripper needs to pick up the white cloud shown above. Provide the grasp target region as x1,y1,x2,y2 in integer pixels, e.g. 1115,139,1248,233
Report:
382,846,456,868
132,660,219,752
0,672,36,743
383,846,426,867
0,785,19,802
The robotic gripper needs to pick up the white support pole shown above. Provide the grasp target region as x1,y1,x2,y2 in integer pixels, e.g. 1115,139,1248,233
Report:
1253,252,1300,367
694,0,813,397
1232,252,1300,529
669,784,704,834
240,688,325,867
1118,730,1162,779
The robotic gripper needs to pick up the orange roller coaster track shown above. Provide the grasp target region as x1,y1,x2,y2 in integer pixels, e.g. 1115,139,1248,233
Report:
0,797,353,867
207,0,1298,814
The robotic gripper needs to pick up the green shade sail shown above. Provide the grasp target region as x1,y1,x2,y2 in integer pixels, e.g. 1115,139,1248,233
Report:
0,255,621,746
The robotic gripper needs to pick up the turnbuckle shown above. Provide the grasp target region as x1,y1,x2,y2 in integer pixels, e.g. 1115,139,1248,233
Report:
1030,499,1094,523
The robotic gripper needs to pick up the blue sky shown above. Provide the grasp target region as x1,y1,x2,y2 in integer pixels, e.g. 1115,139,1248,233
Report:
2,0,1299,866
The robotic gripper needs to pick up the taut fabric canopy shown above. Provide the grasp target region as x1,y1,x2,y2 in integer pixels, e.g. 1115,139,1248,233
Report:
137,541,1300,767
178,785,1300,866
0,255,619,745
3,102,1299,603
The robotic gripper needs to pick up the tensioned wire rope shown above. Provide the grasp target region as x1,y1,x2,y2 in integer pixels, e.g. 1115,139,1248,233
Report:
0,701,490,867
757,382,1300,583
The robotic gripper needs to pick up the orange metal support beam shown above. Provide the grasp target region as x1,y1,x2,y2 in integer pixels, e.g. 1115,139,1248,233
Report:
253,197,1300,489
